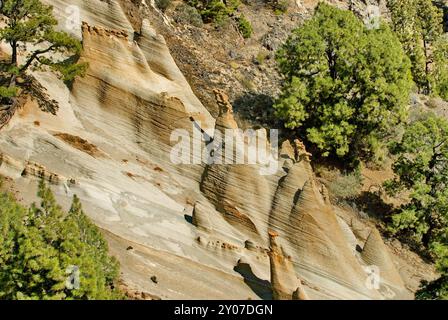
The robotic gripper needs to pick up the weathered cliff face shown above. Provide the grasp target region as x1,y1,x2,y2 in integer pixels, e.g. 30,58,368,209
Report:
0,0,412,299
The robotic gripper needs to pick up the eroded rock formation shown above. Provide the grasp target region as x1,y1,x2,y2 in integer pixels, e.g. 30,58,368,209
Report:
361,228,406,291
268,231,309,300
0,0,411,300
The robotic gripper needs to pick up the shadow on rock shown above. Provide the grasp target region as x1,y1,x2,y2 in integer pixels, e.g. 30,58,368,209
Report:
234,261,273,300
232,92,278,129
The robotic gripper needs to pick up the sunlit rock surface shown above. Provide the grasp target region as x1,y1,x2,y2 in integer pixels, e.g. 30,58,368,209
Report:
0,0,411,299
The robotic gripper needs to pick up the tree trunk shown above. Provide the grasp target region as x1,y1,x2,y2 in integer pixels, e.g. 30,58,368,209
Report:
1,42,19,130
422,229,431,248
423,39,431,95
9,41,18,88
327,50,337,80
10,41,18,67
0,97,19,130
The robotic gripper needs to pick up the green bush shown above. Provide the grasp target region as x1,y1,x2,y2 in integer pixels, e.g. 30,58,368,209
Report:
187,0,240,24
237,14,253,39
0,180,123,299
0,86,18,99
266,0,288,14
274,0,288,14
255,50,269,65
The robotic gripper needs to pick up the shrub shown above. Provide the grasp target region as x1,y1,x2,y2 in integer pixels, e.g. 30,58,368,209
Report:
265,0,288,14
237,14,253,39
187,0,240,24
237,74,255,90
0,86,18,99
255,50,269,65
327,171,363,201
274,0,288,14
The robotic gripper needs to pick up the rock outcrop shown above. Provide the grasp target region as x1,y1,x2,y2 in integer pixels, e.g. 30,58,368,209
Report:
361,228,406,292
288,178,381,299
0,0,411,300
200,90,274,244
192,201,213,231
268,231,309,300
213,89,238,130
43,0,134,39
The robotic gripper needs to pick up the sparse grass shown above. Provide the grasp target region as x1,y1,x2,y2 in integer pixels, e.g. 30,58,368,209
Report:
317,167,363,202
236,73,255,91
240,77,255,91
230,61,239,69
426,96,447,110
255,50,269,65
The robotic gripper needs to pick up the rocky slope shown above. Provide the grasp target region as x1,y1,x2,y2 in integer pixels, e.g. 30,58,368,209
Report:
0,0,436,299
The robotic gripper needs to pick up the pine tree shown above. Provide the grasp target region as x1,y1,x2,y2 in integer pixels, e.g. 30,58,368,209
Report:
385,113,448,300
385,113,448,248
387,0,448,97
432,36,448,100
0,0,87,126
65,195,121,299
275,3,412,163
0,181,122,299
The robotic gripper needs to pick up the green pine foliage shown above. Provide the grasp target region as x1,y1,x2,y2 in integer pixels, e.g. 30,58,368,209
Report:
387,0,448,99
385,113,448,299
187,0,240,24
431,36,448,100
0,0,87,98
237,14,252,39
274,3,413,163
0,86,18,99
0,180,122,300
416,275,448,300
385,113,448,248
